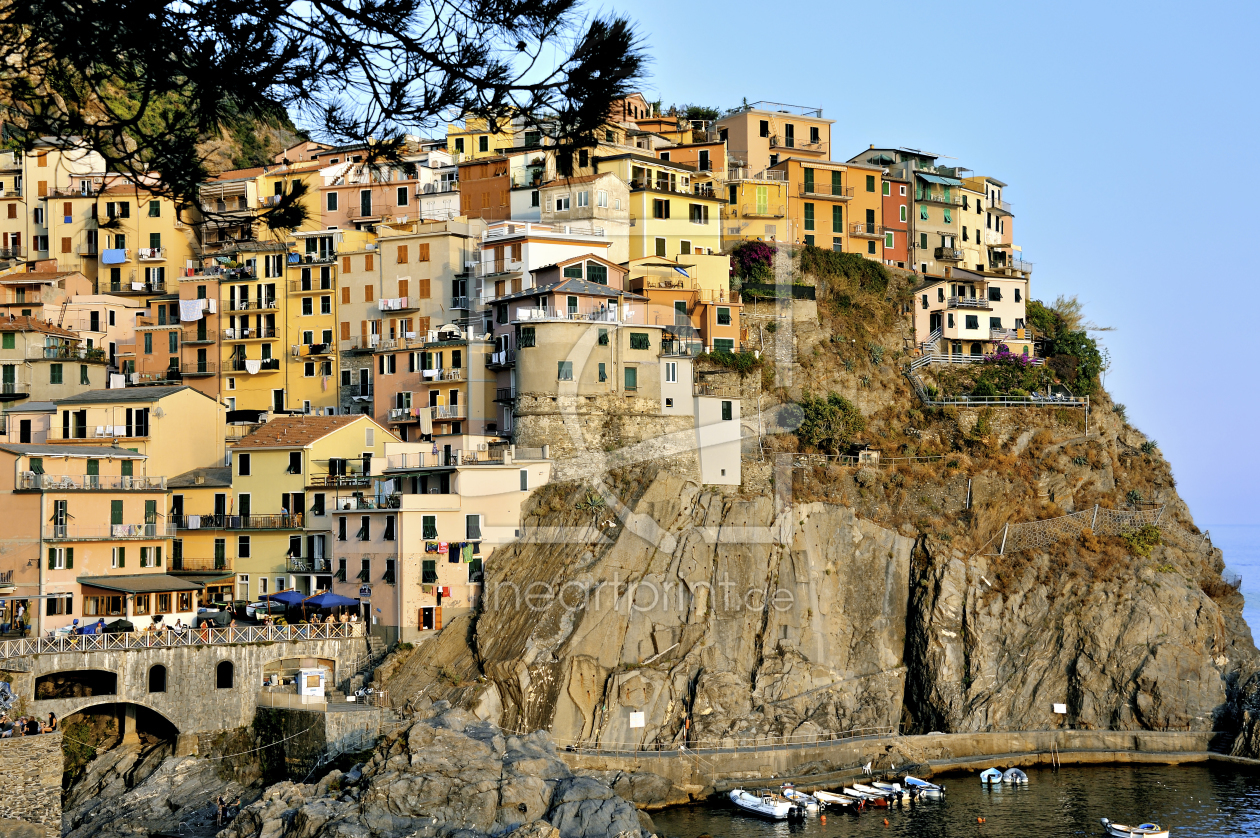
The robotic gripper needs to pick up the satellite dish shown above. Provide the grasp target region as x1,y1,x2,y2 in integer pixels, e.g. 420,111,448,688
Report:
153,406,165,418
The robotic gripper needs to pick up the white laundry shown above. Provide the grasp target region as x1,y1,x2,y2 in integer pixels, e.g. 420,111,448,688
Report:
179,299,204,321
244,359,262,374
109,373,126,389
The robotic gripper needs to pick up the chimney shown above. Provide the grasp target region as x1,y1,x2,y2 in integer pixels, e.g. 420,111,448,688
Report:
870,144,874,149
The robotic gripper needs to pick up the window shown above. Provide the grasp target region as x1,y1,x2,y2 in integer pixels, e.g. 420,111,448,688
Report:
920,205,929,222
867,240,876,254
630,332,650,350
466,514,482,540
680,240,691,255
965,315,979,330
688,204,708,224
557,360,573,380
422,559,437,584
519,326,535,348
654,237,666,257
759,119,770,137
943,208,952,224
716,307,731,326
900,205,907,222
624,366,637,389
238,453,251,475
885,231,894,249
921,294,928,310
80,364,90,385
302,298,313,316
49,363,62,384
882,181,890,196
287,451,302,474
238,535,250,557
990,317,1003,329
216,661,234,689
327,192,338,212
665,361,677,383
47,547,70,570
714,338,734,353
1014,288,1022,302
422,515,437,539
803,202,814,231
397,186,408,206
721,400,733,421
653,199,669,219
920,233,928,250
587,263,608,285
804,234,814,246
555,195,570,212
357,516,370,541
866,175,876,192
384,515,395,541
988,287,1002,302
597,190,608,208
577,191,589,207
948,313,955,328
397,244,408,263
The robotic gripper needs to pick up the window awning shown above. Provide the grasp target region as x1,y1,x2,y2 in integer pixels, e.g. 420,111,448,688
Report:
77,575,205,593
916,172,963,186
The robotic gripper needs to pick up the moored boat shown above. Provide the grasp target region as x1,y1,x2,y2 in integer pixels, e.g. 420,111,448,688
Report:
979,768,1004,784
728,789,802,820
903,776,945,798
780,785,821,811
871,781,911,801
812,790,864,810
1003,768,1029,784
843,786,890,807
1100,818,1170,838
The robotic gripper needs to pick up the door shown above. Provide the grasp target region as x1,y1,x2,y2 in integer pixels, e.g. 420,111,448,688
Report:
197,348,207,372
86,459,99,488
929,311,943,335
171,494,184,526
144,500,157,536
1,364,13,395
272,389,284,413
421,607,435,631
19,419,30,444
54,500,68,538
802,168,813,194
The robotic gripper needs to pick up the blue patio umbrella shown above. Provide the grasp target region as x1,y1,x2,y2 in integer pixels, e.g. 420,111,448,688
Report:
303,592,360,609
263,589,308,606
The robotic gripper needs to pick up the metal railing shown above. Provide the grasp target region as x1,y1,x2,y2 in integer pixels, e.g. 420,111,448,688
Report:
222,327,278,340
731,203,785,218
288,278,336,293
907,352,1044,372
850,223,885,237
474,260,525,278
226,357,280,372
916,190,962,205
513,306,633,323
169,555,232,571
226,422,265,440
109,280,166,295
18,474,166,491
934,247,963,261
44,522,176,539
28,345,107,362
307,472,373,487
799,183,853,199
288,557,333,573
225,299,277,312
295,251,337,265
137,247,166,261
533,724,898,755
180,361,217,375
450,296,469,309
495,388,515,402
385,449,507,470
346,384,373,397
173,513,303,529
485,348,516,367
906,370,1085,407
180,328,215,344
0,622,365,658
0,246,25,259
947,296,990,309
995,504,1167,556
990,257,1033,273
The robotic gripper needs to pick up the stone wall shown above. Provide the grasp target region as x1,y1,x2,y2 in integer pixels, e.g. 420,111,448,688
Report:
0,732,62,837
255,706,390,779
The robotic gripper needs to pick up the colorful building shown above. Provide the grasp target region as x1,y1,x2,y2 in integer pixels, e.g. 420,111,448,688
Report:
722,168,789,243
0,141,105,270
592,153,722,260
881,174,911,268
769,158,883,258
0,315,108,405
715,103,832,173
911,268,1032,358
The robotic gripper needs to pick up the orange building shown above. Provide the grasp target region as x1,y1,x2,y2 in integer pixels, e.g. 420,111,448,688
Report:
456,157,510,222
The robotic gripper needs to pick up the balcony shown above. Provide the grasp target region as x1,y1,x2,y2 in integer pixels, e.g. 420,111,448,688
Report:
434,405,465,421
288,557,333,573
475,259,524,278
0,381,30,399
947,296,991,310
44,522,176,540
798,183,853,200
450,295,470,309
989,199,1013,216
137,247,166,261
307,470,372,488
49,424,150,441
990,257,1033,274
345,335,380,352
388,407,418,423
346,383,373,398
223,327,278,341
109,280,166,295
989,328,1029,342
172,513,303,530
934,247,963,262
512,306,632,324
850,223,885,238
421,367,463,382
170,555,232,572
1,188,22,198
16,474,167,491
732,203,786,219
917,190,962,206
378,296,417,312
180,361,217,376
226,422,265,440
495,388,515,403
628,178,698,197
180,328,215,345
293,343,333,358
485,348,516,368
29,344,108,363
0,246,25,259
295,250,337,265
288,277,335,293
225,298,277,312
225,357,281,372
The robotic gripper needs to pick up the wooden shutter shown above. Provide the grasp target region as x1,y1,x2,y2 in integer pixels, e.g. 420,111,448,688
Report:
398,279,408,298
360,320,368,337
511,243,522,260
66,548,73,569
435,606,442,630
37,181,47,197
418,279,430,299
365,285,374,302
6,204,15,219
417,316,430,333
365,254,374,271
61,237,71,253
341,287,350,304
342,256,351,272
340,321,350,340
62,202,72,217
417,243,430,262
397,244,408,263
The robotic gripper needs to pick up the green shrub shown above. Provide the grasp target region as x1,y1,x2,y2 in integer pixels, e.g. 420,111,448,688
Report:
1121,525,1161,558
971,380,998,398
797,392,865,454
799,245,889,292
1140,440,1158,454
1126,489,1144,506
699,350,762,377
1112,403,1127,420
868,343,885,365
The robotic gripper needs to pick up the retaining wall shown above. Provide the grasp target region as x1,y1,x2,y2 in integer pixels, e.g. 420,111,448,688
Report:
0,732,62,838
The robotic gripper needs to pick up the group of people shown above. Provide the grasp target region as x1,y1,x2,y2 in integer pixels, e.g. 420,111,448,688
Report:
0,711,56,738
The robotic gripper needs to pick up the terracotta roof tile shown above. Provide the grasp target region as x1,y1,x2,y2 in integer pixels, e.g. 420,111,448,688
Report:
231,415,364,449
0,315,77,337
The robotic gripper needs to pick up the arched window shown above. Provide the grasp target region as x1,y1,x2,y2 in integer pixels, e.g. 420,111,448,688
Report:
970,343,983,356
148,665,167,693
216,660,234,689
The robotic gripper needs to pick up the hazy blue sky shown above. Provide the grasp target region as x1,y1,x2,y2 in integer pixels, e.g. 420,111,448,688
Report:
618,0,1259,528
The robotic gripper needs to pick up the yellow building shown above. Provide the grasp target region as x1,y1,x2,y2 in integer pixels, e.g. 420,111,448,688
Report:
0,315,108,405
227,414,395,604
715,103,833,173
769,158,884,258
0,441,193,636
446,115,525,161
722,169,790,243
0,140,105,270
592,152,722,260
166,465,235,606
48,385,226,476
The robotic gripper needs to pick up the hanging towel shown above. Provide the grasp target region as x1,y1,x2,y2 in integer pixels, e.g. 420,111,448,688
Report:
438,541,448,553
186,515,200,529
462,543,473,562
206,298,217,313
101,248,127,264
244,359,262,374
422,584,434,595
131,282,144,291
419,408,433,436
179,299,204,321
109,373,126,389
321,375,328,392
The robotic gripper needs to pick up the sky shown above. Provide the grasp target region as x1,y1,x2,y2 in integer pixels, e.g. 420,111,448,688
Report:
615,0,1260,529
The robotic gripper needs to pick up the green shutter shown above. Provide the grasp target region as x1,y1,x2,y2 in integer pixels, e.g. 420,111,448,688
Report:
65,548,72,569
155,546,162,567
48,548,55,569
803,168,814,193
832,205,843,233
111,500,123,525
1,333,13,349
121,460,132,477
86,459,98,476
118,546,125,568
803,202,814,231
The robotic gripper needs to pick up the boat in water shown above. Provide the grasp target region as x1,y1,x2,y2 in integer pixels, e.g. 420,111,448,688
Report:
903,776,945,798
870,781,911,801
980,768,1004,784
780,785,821,811
1100,818,1170,837
1003,768,1029,784
843,786,891,806
811,790,864,811
728,789,803,820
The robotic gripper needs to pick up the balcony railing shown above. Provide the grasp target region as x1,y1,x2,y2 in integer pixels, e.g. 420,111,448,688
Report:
934,247,963,262
990,257,1033,273
513,306,633,324
29,344,108,363
223,327,278,340
295,251,337,265
0,246,25,259
50,424,150,441
225,357,281,372
288,557,333,573
475,260,525,278
173,513,303,530
947,296,991,309
378,297,416,312
989,328,1029,341
495,388,515,402
850,223,885,238
485,348,516,368
384,449,507,470
17,474,167,491
734,203,786,218
799,183,853,199
180,361,217,376
109,280,165,295
225,298,277,312
137,247,166,261
226,422,265,440
307,471,372,487
75,242,96,256
917,190,962,206
989,199,1013,213
450,295,470,309
170,556,232,572
288,277,335,293
0,622,364,658
180,329,215,344
434,405,465,421
0,381,28,396
44,522,176,540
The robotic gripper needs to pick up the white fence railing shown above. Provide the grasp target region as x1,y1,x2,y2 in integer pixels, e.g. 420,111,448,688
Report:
0,621,364,659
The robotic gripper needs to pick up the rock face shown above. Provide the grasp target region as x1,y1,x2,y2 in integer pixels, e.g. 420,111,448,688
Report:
220,707,650,838
473,471,914,747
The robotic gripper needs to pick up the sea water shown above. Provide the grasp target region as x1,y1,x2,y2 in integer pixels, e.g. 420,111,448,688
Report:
650,764,1260,837
1208,524,1260,637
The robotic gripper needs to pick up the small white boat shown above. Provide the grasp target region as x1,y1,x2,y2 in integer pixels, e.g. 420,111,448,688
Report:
728,789,800,820
1003,768,1029,784
1100,818,1170,838
843,786,890,807
871,781,911,801
979,768,1004,784
903,776,945,798
812,790,863,810
780,785,821,811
